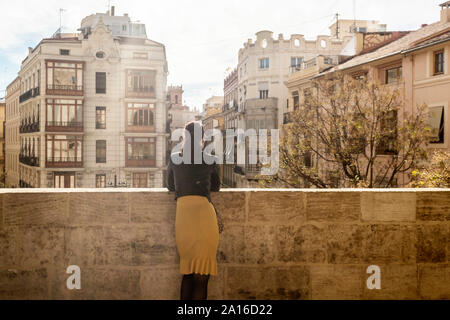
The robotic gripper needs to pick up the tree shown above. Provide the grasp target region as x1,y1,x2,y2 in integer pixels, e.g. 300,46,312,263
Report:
274,73,431,188
409,151,450,188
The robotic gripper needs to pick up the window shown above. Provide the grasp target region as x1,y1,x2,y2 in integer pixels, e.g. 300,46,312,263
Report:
291,57,303,67
96,107,106,129
259,58,269,69
133,172,148,188
54,173,76,188
96,174,106,188
126,137,156,167
60,49,70,56
127,103,155,130
96,72,106,94
428,106,445,144
377,110,398,155
126,69,156,97
96,140,106,163
46,99,83,128
293,91,299,110
46,135,82,166
434,50,444,75
95,51,105,59
259,90,269,99
122,25,127,31
46,61,83,92
386,66,402,84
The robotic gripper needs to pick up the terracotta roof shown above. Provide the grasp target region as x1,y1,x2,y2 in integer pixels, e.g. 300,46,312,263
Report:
327,20,450,72
408,30,450,50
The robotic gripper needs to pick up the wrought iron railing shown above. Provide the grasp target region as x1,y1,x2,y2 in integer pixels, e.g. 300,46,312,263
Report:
47,84,83,91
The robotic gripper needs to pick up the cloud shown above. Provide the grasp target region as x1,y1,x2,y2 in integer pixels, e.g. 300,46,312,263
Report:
0,0,445,107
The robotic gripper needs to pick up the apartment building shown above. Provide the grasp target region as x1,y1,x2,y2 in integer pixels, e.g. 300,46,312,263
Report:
5,77,20,188
0,100,5,185
285,2,450,187
8,9,168,188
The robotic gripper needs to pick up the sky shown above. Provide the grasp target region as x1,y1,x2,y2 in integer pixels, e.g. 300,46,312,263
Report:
0,0,445,109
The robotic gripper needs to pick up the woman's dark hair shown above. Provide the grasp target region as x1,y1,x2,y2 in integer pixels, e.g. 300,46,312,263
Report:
183,121,204,163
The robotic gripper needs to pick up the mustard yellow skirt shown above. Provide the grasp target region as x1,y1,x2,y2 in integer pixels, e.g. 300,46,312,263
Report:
176,195,219,276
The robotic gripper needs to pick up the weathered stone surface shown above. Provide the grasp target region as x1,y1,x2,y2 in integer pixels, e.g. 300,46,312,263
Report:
306,192,360,222
0,269,48,299
70,268,141,300
68,192,128,225
249,192,305,223
416,224,447,263
4,193,68,226
130,224,178,266
211,192,246,223
278,225,326,263
361,193,416,222
417,192,450,221
130,192,176,224
103,225,133,266
418,264,450,299
327,224,365,263
17,226,65,268
364,225,416,264
362,265,418,300
0,194,3,229
140,266,180,300
65,226,105,266
311,265,363,299
226,266,310,300
0,227,17,268
217,225,246,264
244,225,277,264
208,265,226,300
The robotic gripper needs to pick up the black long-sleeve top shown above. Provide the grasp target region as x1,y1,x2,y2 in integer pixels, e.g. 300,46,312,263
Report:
167,152,221,202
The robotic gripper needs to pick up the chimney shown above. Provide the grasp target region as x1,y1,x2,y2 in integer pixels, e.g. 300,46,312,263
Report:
440,1,450,23
111,6,115,16
28,47,33,54
278,33,284,40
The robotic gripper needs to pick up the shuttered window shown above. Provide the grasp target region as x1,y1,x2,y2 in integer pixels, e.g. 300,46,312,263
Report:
96,72,106,94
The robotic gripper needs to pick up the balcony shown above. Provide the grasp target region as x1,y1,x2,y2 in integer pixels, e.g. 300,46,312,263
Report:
19,121,40,133
18,179,32,188
126,87,156,99
0,189,448,299
126,156,156,168
46,84,83,96
46,157,83,168
46,121,83,132
19,155,39,167
19,87,40,103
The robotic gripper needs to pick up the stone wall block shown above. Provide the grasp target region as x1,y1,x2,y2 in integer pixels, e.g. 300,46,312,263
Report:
68,192,128,225
361,192,416,222
306,192,360,222
417,192,450,221
4,193,68,226
226,266,310,300
277,225,327,263
130,192,176,224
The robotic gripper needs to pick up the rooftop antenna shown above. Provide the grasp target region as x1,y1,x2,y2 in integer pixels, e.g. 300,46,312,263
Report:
335,13,340,38
353,0,356,30
59,8,66,34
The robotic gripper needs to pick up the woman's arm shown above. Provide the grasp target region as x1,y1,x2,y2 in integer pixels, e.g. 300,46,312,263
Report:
210,163,221,192
167,158,175,192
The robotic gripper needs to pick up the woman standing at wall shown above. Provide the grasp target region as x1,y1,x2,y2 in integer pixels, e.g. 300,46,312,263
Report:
167,121,223,300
